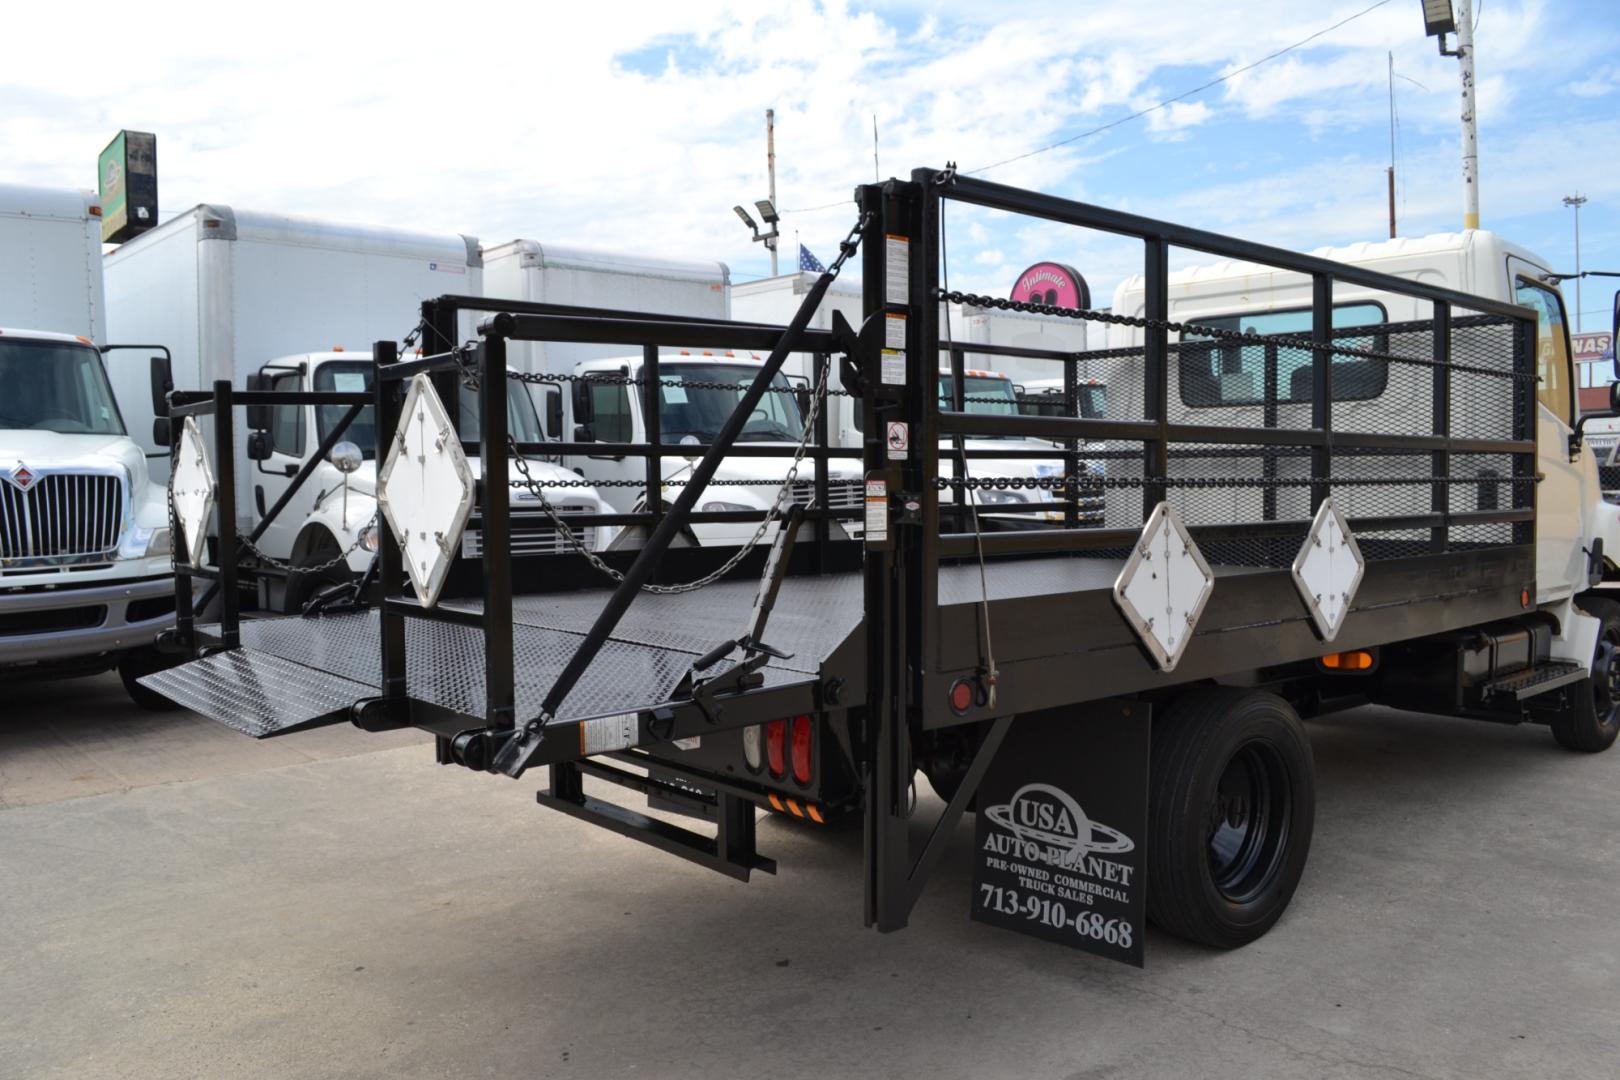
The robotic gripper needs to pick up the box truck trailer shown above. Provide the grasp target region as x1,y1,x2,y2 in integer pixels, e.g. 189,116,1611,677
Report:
1,182,176,706
104,206,612,610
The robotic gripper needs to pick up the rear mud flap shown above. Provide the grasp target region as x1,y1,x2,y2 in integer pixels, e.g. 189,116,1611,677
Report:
139,649,370,738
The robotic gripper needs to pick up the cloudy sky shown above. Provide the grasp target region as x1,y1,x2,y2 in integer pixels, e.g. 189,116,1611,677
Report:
7,0,1618,328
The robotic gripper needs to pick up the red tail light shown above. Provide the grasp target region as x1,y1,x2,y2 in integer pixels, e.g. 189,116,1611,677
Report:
765,719,786,778
791,714,813,784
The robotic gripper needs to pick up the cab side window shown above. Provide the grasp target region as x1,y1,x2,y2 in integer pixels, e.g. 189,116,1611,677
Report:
587,378,632,444
269,371,305,456
1514,278,1573,427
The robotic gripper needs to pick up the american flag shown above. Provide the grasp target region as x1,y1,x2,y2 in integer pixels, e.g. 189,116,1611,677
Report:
799,243,826,273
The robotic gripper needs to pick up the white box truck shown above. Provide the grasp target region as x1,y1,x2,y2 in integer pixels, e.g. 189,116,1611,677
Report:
105,207,612,610
1,182,177,707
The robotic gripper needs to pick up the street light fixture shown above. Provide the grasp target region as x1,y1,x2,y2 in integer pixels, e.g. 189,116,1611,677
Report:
733,198,780,275
1421,0,1457,40
1565,192,1588,332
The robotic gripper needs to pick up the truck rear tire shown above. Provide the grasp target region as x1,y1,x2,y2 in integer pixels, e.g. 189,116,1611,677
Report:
1146,688,1315,949
1550,604,1620,753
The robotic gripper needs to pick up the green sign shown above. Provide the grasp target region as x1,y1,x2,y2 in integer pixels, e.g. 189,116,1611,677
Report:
98,131,128,242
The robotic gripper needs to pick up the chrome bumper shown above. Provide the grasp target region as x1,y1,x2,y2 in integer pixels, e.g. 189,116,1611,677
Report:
0,575,175,665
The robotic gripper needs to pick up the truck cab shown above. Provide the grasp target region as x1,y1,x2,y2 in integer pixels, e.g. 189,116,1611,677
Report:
563,353,865,545
1,328,176,701
243,351,615,610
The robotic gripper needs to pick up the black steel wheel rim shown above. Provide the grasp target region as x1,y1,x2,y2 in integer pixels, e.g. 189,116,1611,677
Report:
1594,633,1620,730
1206,741,1291,904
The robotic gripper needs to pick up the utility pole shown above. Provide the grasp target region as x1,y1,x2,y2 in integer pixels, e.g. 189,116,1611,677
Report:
765,109,778,277
1387,51,1397,239
1565,192,1588,331
1456,0,1479,229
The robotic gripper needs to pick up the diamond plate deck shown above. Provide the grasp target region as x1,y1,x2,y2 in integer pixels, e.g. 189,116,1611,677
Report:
146,554,1273,735
139,649,374,737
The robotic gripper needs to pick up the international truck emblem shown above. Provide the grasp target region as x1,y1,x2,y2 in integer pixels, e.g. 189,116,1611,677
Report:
6,463,35,491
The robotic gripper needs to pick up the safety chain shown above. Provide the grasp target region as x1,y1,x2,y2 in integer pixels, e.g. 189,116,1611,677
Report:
933,289,1538,383
500,369,852,397
498,211,871,595
509,476,859,490
938,474,1540,491
238,516,377,575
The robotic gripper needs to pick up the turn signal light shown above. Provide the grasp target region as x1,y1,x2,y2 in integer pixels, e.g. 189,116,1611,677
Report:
790,714,813,784
765,719,786,778
1320,649,1375,671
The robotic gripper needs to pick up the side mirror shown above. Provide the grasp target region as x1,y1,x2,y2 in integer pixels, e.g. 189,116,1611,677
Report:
328,441,363,473
573,423,594,443
244,373,273,431
246,430,272,461
571,381,594,425
545,388,563,440
149,355,173,417
1609,379,1620,415
152,416,171,446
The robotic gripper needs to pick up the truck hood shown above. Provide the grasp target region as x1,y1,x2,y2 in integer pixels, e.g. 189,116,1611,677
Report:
1,430,141,472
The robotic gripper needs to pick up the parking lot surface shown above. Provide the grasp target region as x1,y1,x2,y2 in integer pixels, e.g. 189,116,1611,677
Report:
2,681,1617,1080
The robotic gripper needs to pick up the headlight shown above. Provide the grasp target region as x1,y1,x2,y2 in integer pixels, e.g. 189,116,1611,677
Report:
977,489,1027,505
702,501,756,513
1033,462,1062,478
359,525,380,552
146,527,172,558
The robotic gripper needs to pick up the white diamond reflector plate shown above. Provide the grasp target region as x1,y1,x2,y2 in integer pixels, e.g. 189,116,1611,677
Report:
1292,497,1364,641
170,416,215,568
375,374,475,608
1112,502,1215,671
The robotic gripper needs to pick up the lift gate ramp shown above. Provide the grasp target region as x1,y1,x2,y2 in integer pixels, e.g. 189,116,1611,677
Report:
141,167,1540,963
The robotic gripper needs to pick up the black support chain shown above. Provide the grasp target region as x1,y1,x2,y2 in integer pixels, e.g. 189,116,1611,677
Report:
940,474,1540,491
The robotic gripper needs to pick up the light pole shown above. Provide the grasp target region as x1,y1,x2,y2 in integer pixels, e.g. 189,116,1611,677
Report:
1421,0,1480,230
732,199,781,276
1564,193,1588,331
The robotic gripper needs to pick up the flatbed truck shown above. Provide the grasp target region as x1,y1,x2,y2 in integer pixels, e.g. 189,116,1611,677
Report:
138,169,1619,964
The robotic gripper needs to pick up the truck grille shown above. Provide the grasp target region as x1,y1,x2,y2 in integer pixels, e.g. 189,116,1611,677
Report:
790,478,863,511
0,473,124,565
461,519,596,558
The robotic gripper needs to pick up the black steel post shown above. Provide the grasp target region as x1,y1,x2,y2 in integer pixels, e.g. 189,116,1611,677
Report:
642,344,663,537
1310,274,1334,511
170,400,195,651
1431,302,1452,552
1142,237,1171,516
374,341,408,715
212,380,241,650
812,351,831,574
479,337,516,731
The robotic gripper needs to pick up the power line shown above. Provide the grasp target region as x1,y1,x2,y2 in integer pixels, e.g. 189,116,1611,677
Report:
780,0,1396,213
967,0,1396,176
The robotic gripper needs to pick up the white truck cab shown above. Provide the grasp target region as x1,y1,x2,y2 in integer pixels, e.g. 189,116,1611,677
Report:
244,351,614,610
0,327,176,702
562,353,864,545
1109,229,1620,607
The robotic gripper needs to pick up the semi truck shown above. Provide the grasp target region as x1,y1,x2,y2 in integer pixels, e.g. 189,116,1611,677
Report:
104,206,612,611
0,182,177,707
140,170,1620,966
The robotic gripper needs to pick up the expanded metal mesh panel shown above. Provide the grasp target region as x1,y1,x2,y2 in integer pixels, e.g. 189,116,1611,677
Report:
0,472,123,563
1450,315,1523,442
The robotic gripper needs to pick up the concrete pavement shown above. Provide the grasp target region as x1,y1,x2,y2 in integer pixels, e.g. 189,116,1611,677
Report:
1,695,1616,1079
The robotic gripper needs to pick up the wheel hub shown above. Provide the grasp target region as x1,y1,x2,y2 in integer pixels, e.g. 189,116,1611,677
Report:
1206,742,1291,904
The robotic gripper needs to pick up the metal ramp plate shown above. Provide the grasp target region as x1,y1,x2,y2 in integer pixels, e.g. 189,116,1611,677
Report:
139,650,374,738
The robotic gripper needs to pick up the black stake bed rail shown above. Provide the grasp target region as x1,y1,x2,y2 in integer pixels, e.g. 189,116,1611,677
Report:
143,166,1539,934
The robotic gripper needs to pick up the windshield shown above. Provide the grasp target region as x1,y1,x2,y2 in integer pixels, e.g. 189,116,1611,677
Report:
313,364,545,455
0,340,126,435
658,363,803,443
1019,385,1108,419
939,373,1022,438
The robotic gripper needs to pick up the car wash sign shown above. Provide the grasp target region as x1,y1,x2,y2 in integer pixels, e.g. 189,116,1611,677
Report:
971,703,1148,966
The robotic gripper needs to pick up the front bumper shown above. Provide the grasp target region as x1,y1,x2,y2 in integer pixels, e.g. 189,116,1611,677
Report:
0,574,176,665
